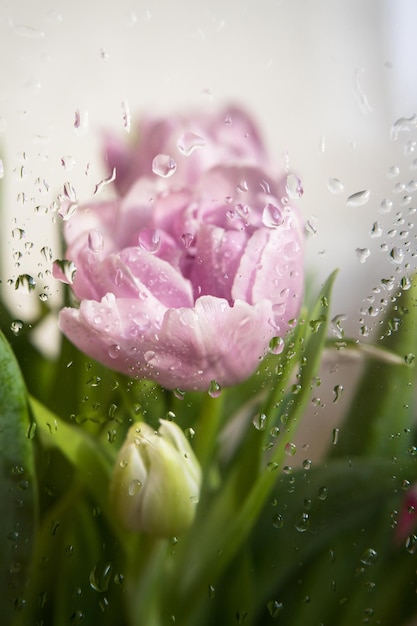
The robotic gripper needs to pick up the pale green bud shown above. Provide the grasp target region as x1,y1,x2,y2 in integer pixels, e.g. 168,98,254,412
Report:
110,420,202,537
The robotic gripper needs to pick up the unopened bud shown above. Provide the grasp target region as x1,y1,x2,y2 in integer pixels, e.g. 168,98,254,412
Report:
110,420,202,537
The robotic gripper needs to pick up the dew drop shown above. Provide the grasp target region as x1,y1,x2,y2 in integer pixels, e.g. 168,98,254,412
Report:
26,421,37,439
181,232,194,248
10,320,24,335
267,600,284,618
15,274,36,293
370,221,382,238
88,229,104,253
208,380,221,398
360,547,378,566
389,247,404,264
327,178,344,194
108,344,121,359
128,479,142,496
346,189,370,207
12,227,25,240
380,198,393,213
285,442,297,457
333,384,344,403
355,247,370,263
405,534,417,554
176,132,206,156
262,203,283,228
0,159,4,179
252,413,267,431
332,427,340,445
294,512,309,532
138,228,160,253
285,173,303,199
53,259,77,284
269,336,284,355
152,154,177,178
89,561,113,592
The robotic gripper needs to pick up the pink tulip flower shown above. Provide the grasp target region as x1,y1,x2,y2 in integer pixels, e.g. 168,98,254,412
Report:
56,107,304,391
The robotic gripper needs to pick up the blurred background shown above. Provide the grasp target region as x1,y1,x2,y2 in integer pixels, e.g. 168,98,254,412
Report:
1,0,416,456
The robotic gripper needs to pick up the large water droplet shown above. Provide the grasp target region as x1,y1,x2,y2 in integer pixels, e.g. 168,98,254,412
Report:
152,154,177,177
252,413,267,431
10,320,24,335
262,203,283,228
176,132,206,156
267,600,284,618
389,247,404,264
346,189,370,207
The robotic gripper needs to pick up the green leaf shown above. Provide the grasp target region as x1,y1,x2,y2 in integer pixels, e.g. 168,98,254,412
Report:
249,456,417,625
331,274,417,458
0,330,38,620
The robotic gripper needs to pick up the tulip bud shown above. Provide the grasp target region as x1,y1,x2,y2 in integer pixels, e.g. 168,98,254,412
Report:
110,420,202,537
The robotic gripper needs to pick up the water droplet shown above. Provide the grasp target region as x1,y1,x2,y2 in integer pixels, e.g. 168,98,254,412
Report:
252,413,267,431
0,159,4,179
269,336,284,355
93,168,117,195
380,198,393,214
355,247,370,263
303,459,312,470
26,421,37,439
405,353,415,365
327,178,344,194
405,534,417,554
391,114,417,141
318,486,328,500
346,189,370,207
208,380,221,398
53,259,77,284
15,274,36,293
370,221,382,238
138,228,160,253
389,247,404,264
332,427,340,445
176,132,206,156
89,561,113,592
173,388,185,400
262,203,283,228
285,173,303,199
285,442,297,456
294,512,309,532
108,344,121,359
10,320,24,335
333,385,344,403
88,230,104,253
74,109,89,134
121,100,131,132
360,548,378,566
272,513,284,528
267,600,284,618
181,232,194,248
152,154,177,177
128,479,142,496
12,227,25,240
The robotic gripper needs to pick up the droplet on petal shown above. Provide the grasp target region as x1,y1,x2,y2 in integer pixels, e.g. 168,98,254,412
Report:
176,132,206,156
88,229,104,253
152,154,177,178
208,380,221,398
138,228,161,253
355,247,370,263
262,203,283,228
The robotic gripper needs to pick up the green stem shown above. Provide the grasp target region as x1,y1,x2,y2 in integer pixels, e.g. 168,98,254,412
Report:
193,392,225,470
125,536,169,626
